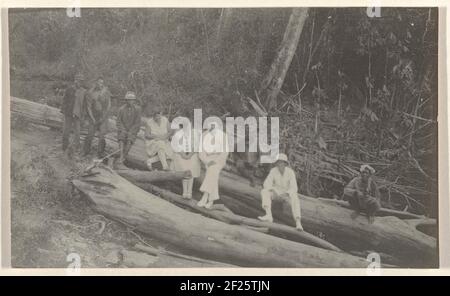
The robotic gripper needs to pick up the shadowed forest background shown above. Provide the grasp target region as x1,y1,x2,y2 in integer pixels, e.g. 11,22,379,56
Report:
9,7,438,217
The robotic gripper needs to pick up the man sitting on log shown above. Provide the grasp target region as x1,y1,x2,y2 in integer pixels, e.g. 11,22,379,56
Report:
343,164,381,224
258,153,304,231
116,91,142,169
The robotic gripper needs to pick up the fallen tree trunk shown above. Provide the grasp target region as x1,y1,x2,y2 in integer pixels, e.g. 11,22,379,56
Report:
130,243,236,267
214,170,437,267
72,166,370,267
316,197,427,220
12,97,437,267
120,248,235,267
128,178,341,251
116,169,189,183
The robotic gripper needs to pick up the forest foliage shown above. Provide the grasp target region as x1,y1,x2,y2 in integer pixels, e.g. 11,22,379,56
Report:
9,7,438,216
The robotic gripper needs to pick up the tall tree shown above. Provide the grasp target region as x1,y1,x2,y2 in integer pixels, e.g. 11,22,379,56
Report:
259,8,309,110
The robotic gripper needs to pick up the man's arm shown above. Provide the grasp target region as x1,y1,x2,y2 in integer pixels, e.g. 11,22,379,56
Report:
60,87,73,113
287,169,298,195
263,169,275,190
343,178,359,196
116,107,125,133
130,106,142,135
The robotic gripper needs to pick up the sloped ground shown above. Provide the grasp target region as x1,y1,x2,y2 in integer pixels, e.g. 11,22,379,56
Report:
10,122,173,268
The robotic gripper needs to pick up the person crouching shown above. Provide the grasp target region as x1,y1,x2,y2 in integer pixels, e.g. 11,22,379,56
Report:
343,164,381,224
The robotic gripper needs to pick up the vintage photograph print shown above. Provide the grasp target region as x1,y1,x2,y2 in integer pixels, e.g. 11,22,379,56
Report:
7,7,438,269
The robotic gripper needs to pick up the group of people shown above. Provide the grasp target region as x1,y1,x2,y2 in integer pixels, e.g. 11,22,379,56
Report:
61,74,111,158
61,74,381,233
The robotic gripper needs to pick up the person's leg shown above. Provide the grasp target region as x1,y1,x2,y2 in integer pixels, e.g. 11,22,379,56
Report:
98,137,106,158
366,198,380,224
118,140,125,163
83,121,95,155
198,165,219,208
158,150,169,170
197,192,209,207
97,121,108,158
73,117,81,154
186,177,194,198
62,115,73,152
258,189,274,222
123,139,134,158
348,192,360,219
182,178,189,198
289,193,303,230
204,166,222,209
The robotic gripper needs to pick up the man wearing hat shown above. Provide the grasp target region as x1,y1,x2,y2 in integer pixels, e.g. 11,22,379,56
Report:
61,73,87,156
116,91,142,167
343,164,381,223
258,153,304,231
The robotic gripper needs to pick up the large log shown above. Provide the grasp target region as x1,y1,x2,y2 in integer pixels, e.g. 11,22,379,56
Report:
116,169,189,183
127,179,341,251
71,166,370,267
213,170,437,267
11,97,437,267
316,197,426,220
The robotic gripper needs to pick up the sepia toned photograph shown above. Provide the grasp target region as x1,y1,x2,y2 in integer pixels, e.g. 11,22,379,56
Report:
6,6,439,269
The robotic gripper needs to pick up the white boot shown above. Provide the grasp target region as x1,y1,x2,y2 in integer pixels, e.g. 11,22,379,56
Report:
204,199,214,209
197,194,208,207
182,179,189,199
258,214,273,223
295,218,304,231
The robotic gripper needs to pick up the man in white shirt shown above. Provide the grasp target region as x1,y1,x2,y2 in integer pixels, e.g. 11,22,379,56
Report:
258,153,304,231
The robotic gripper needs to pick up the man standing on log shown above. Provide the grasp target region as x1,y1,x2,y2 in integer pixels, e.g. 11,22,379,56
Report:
61,73,87,157
343,164,381,224
258,153,304,231
83,77,111,158
116,91,142,169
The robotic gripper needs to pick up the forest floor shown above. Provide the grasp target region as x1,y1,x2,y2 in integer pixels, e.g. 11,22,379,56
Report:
10,122,178,268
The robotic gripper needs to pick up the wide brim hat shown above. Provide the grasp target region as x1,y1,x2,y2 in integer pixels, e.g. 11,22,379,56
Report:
125,91,137,100
275,153,290,165
360,164,375,174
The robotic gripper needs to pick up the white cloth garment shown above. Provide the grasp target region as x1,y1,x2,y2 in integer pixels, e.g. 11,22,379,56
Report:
144,116,174,159
198,129,229,201
261,166,302,220
173,129,202,178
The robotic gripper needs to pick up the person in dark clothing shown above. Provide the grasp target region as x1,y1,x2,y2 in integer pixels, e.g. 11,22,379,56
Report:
61,73,87,156
343,164,381,224
116,91,142,167
83,77,111,157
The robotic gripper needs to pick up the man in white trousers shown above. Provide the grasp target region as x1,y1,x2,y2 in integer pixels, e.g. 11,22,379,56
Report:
258,153,304,231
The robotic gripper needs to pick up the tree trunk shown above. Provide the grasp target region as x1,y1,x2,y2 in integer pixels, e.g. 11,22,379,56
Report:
215,8,233,60
260,8,309,110
122,176,341,251
72,166,369,267
116,169,189,183
212,170,437,267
